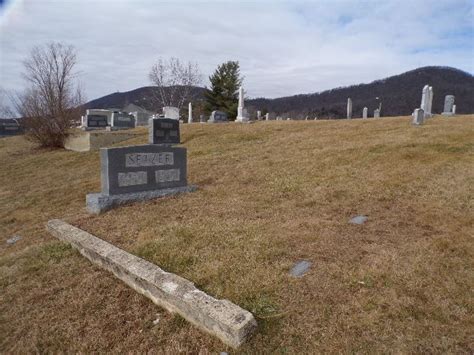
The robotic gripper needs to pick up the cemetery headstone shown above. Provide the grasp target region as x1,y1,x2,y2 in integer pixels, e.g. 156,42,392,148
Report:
420,85,433,118
412,108,424,125
0,119,22,137
86,114,109,129
111,111,136,129
420,85,429,113
374,109,380,119
149,118,180,144
86,144,195,213
83,109,114,129
362,107,368,119
265,113,269,121
347,98,352,119
208,110,228,123
257,110,261,120
87,117,195,214
163,106,180,120
452,104,456,114
188,102,193,123
427,86,433,117
442,95,455,116
200,114,206,123
235,86,249,122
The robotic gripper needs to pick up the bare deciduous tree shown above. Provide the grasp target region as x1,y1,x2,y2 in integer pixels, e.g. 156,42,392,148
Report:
148,57,201,111
16,42,84,148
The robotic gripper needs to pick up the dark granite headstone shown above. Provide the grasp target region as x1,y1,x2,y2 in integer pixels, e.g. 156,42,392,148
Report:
100,144,187,195
0,119,22,136
112,112,136,128
148,118,180,145
87,114,108,127
208,110,228,123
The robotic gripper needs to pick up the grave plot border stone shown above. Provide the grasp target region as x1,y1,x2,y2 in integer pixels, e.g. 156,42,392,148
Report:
47,219,257,348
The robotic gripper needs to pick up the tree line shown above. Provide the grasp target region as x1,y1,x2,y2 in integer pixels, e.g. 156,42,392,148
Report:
4,42,245,148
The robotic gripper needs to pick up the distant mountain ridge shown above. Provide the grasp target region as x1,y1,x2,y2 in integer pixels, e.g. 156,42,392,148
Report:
85,66,474,118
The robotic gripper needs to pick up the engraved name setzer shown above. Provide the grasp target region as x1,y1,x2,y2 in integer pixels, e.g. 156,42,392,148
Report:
125,152,174,167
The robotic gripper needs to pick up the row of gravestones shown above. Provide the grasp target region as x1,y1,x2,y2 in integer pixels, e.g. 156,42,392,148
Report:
412,85,457,126
346,98,381,119
0,119,23,137
82,109,136,130
86,118,195,214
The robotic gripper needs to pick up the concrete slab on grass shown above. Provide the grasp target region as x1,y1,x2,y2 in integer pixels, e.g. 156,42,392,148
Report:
46,219,256,348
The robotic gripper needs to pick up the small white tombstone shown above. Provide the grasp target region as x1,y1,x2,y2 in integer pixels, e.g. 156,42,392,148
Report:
452,104,456,114
374,109,380,118
265,113,269,121
420,85,429,113
427,86,433,117
286,117,291,120
235,86,250,123
163,106,180,120
347,98,352,119
362,107,368,119
188,102,192,123
412,108,424,125
257,111,261,120
442,95,455,116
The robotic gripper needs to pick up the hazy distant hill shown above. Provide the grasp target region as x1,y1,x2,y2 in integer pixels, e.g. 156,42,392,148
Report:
85,66,474,118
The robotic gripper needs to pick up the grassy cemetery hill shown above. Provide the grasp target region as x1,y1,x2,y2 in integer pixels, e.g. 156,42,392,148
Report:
1,115,473,352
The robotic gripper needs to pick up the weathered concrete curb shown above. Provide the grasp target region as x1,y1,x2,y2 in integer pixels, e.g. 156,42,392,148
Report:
86,185,197,214
47,219,257,348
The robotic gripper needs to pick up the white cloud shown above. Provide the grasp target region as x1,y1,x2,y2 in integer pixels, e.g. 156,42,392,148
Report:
1,0,473,101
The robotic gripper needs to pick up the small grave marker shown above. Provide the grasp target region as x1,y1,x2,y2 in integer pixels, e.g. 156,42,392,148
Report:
149,118,180,145
208,110,228,123
349,215,368,225
290,260,312,277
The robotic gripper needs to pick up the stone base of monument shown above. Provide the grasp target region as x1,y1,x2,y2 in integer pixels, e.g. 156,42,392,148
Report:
106,126,133,131
81,126,105,131
86,185,197,214
441,112,454,116
235,119,255,124
65,129,139,152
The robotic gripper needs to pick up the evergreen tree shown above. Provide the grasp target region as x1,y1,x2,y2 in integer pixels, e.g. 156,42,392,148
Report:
205,61,242,120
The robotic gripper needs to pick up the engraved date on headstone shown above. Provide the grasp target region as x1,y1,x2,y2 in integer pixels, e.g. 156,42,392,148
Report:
118,171,148,187
155,169,180,183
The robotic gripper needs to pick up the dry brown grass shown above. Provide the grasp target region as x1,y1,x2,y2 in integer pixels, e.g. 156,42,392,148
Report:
1,115,473,353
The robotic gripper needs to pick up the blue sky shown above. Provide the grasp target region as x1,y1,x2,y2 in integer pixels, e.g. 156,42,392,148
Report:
0,0,473,102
